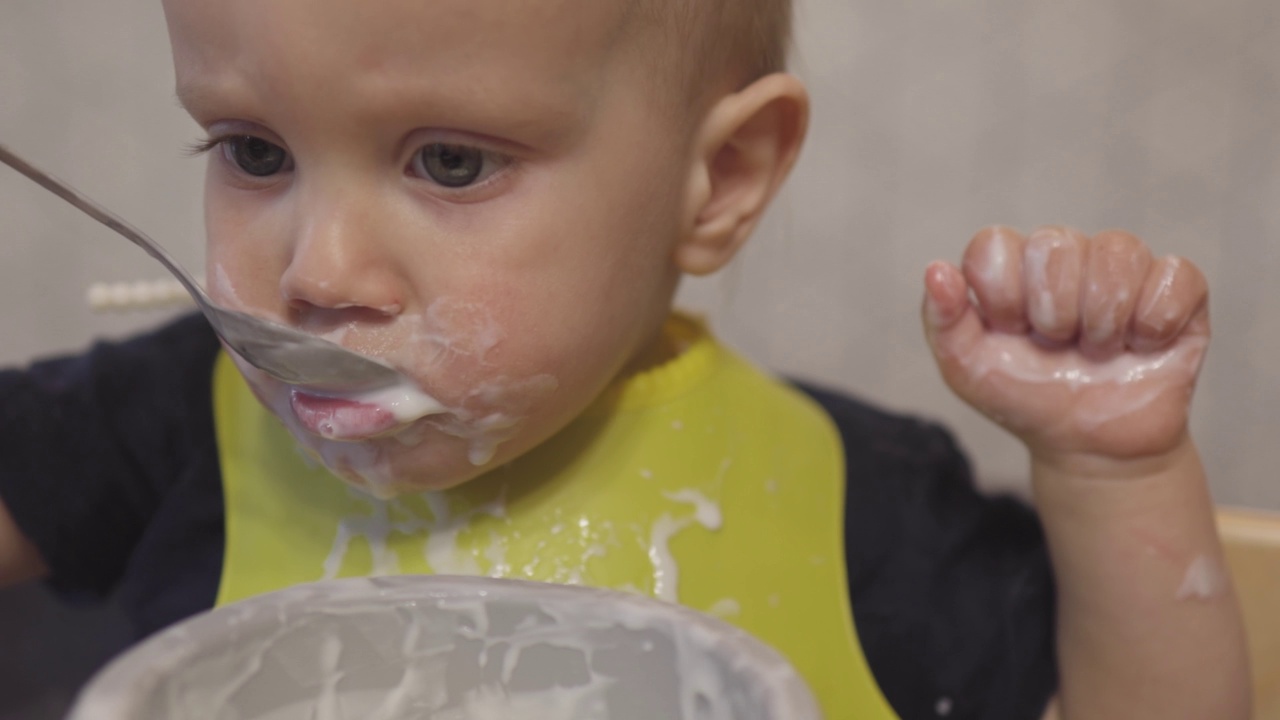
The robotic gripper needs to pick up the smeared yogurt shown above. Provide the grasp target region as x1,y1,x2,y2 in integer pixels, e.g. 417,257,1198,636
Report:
1175,553,1227,601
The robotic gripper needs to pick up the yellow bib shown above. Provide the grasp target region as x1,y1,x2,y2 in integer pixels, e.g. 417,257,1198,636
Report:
213,314,897,719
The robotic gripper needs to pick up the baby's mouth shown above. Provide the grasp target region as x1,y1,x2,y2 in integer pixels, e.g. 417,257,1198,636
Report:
285,370,450,442
289,389,402,441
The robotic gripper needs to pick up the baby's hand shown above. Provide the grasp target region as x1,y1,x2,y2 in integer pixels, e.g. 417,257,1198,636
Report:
923,226,1208,467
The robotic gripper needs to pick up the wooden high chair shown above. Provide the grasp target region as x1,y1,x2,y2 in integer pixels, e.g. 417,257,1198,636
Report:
1218,506,1280,719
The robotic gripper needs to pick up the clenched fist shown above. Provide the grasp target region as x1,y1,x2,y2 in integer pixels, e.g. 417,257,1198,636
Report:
923,226,1208,465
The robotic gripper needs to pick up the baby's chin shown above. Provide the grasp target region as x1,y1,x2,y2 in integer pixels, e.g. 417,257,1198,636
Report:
289,424,499,498
239,378,485,497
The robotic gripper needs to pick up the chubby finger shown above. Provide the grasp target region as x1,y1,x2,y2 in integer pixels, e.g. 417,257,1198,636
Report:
1129,256,1209,352
922,260,984,361
923,260,968,329
1023,226,1086,343
961,226,1027,333
1080,230,1153,353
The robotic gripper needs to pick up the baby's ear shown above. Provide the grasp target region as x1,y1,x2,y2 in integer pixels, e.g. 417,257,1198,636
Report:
676,73,809,276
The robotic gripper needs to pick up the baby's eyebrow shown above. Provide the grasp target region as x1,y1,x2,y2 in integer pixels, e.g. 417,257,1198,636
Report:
173,84,207,115
173,81,228,119
170,76,590,152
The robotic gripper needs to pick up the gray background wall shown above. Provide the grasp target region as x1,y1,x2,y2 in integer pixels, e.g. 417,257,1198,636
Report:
2,0,1278,717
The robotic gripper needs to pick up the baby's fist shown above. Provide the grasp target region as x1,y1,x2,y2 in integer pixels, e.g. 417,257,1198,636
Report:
923,226,1208,465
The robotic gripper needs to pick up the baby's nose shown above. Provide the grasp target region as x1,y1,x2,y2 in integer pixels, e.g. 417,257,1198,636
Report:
279,193,406,318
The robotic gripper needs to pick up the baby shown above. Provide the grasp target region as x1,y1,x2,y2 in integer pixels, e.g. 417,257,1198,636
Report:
0,0,1251,718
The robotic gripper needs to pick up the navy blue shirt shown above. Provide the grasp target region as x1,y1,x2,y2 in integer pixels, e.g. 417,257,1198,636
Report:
0,314,1056,720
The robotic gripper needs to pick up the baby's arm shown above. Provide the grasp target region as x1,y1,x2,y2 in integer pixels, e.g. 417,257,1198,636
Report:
0,498,46,586
923,226,1250,719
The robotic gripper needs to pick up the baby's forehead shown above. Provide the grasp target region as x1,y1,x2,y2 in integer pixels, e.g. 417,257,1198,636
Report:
164,0,645,114
163,0,637,66
161,0,783,140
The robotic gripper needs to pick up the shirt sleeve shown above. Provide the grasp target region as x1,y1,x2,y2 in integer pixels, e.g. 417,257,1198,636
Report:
797,381,1058,720
0,313,220,601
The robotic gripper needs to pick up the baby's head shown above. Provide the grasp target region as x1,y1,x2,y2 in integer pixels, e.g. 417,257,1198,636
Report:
161,0,808,496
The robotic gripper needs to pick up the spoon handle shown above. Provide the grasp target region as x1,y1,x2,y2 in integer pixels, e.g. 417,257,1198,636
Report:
0,143,209,305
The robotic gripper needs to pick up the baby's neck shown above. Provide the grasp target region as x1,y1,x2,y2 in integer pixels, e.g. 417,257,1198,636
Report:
621,320,688,377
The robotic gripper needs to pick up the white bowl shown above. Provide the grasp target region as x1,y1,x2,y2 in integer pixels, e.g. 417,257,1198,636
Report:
67,576,822,720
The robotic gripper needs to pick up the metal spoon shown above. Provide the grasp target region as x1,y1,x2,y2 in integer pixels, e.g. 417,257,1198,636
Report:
0,144,404,391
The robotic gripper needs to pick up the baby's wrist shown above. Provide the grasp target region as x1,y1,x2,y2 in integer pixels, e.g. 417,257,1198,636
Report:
1028,432,1197,484
1029,437,1211,535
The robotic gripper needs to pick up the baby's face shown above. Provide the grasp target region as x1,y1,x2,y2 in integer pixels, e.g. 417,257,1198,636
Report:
163,0,694,495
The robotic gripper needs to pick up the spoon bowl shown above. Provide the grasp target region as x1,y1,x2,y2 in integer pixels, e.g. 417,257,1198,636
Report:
0,143,405,391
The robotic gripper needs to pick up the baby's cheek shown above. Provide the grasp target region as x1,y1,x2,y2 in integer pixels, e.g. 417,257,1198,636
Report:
206,259,248,311
384,296,560,403
379,298,504,386
207,254,289,323
425,373,560,465
379,297,566,469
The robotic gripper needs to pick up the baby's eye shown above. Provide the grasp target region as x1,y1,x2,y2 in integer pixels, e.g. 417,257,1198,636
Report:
221,136,292,177
410,143,506,188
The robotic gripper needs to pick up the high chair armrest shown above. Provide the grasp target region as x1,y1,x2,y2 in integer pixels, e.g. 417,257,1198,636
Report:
1217,505,1280,719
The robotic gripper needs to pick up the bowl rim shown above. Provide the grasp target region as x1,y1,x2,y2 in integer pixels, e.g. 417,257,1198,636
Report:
67,575,823,720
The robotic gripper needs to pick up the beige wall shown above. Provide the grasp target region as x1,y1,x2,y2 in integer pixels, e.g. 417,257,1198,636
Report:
2,0,1278,510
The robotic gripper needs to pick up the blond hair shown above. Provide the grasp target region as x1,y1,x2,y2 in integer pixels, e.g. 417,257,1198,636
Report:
630,0,793,107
